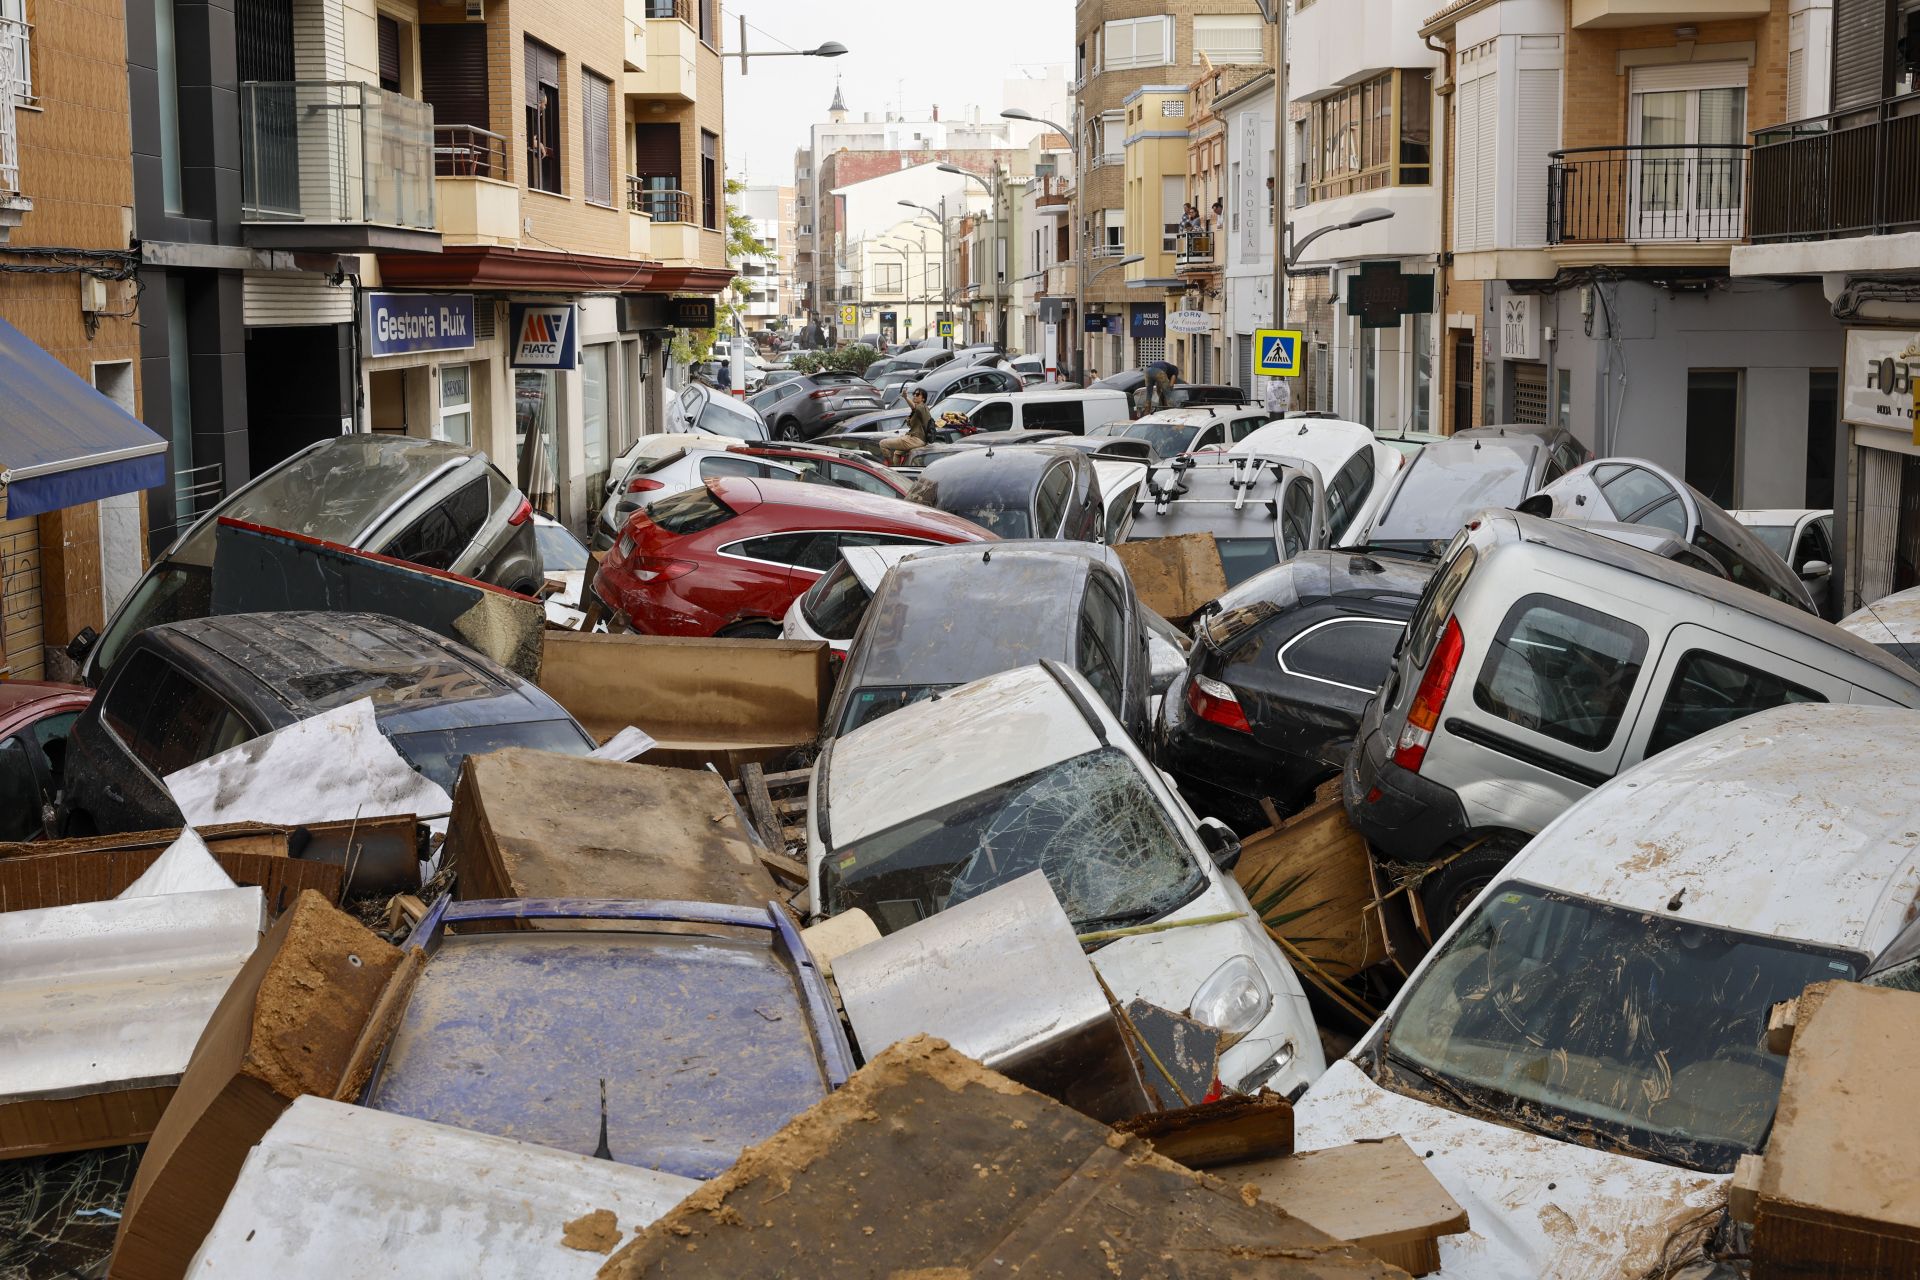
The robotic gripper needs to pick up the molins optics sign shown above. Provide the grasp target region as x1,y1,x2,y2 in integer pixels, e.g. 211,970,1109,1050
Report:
510,303,578,370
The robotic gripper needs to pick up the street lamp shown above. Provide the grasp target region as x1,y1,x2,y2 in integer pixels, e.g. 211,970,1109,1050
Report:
884,234,932,340
1001,107,1083,381
937,162,1007,349
724,21,846,72
1286,207,1394,267
898,199,952,343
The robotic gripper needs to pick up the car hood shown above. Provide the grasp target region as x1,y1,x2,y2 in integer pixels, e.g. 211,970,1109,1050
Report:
1294,1060,1727,1280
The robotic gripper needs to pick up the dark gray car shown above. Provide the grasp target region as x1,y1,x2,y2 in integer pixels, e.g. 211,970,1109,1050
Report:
78,435,542,686
883,362,1024,409
906,447,1103,541
749,373,886,440
822,542,1152,741
59,611,595,836
1355,423,1591,559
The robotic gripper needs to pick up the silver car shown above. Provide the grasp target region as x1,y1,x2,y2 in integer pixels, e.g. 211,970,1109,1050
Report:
1343,510,1920,924
78,435,542,685
1125,454,1328,587
591,446,802,553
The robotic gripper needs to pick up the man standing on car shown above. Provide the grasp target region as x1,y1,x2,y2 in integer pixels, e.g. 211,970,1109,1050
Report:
880,388,934,465
1143,358,1179,412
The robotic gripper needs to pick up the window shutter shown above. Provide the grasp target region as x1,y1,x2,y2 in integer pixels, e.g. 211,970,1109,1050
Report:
1453,76,1485,251
378,15,401,91
1788,11,1808,120
1193,15,1263,65
1514,68,1560,247
1832,0,1893,112
421,25,489,132
584,71,611,205
1106,19,1134,69
632,122,680,178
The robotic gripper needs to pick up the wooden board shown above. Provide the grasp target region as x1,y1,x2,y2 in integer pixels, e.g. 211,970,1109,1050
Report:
1114,533,1230,623
1233,781,1387,982
0,845,342,915
1752,981,1920,1276
1225,1137,1469,1277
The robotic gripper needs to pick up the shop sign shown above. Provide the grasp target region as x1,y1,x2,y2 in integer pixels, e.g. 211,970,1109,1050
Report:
509,303,578,370
1169,309,1213,334
1843,330,1920,438
1345,261,1436,330
365,293,475,357
1499,295,1540,361
1130,303,1166,338
669,297,717,328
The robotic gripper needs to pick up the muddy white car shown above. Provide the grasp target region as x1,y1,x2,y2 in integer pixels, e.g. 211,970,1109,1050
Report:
1297,701,1920,1279
804,660,1326,1099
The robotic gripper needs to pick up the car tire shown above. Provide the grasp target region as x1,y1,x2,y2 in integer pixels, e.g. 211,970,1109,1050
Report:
719,620,782,639
778,418,801,441
1418,833,1525,930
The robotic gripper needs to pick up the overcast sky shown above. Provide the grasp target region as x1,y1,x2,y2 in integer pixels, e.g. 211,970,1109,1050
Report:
721,0,1072,184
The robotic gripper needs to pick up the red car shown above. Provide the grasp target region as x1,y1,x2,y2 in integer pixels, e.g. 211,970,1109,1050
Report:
734,444,910,499
594,477,994,638
0,679,92,841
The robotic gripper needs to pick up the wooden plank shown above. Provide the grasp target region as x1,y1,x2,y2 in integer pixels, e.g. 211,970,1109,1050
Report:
759,851,808,887
1115,1091,1293,1170
1232,780,1385,981
738,762,785,850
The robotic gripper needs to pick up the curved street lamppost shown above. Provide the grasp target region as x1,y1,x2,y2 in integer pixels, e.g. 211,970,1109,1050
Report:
898,199,952,344
1002,107,1090,379
937,162,1007,348
722,27,847,71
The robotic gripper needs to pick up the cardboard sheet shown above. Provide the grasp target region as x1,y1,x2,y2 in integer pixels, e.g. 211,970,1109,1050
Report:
1114,533,1230,622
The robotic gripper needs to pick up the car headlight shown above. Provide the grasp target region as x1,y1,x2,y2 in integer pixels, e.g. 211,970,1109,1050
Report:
1189,954,1272,1038
1233,1039,1297,1096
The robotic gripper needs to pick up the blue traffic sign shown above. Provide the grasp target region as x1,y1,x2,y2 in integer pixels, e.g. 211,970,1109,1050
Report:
1253,327,1304,378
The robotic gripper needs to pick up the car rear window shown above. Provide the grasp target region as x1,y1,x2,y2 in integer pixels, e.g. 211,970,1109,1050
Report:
1281,619,1406,692
1472,594,1648,752
1405,541,1477,665
649,485,736,535
634,449,692,476
1216,537,1279,587
1372,445,1536,551
388,718,594,793
801,563,873,640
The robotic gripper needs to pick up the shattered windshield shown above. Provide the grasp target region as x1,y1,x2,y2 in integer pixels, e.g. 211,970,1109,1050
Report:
821,746,1205,938
1377,882,1863,1173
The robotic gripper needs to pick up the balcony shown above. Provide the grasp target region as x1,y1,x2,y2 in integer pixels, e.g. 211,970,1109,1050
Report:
240,81,439,252
1546,144,1747,266
1749,98,1920,244
433,125,518,247
1570,0,1768,26
630,178,696,261
0,16,30,238
1175,230,1216,274
626,0,696,102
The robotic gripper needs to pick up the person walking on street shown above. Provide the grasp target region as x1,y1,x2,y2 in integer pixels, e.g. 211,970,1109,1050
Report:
880,389,934,465
1144,359,1179,412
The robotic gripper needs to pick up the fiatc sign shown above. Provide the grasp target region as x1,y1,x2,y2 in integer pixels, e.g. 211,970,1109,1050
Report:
510,303,578,370
364,293,475,357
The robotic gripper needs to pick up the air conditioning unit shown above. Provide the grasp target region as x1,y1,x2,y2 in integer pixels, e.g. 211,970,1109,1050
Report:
465,0,484,21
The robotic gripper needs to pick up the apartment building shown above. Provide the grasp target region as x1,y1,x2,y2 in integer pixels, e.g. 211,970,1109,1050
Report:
126,0,730,534
1732,0,1918,611
738,183,797,332
0,0,166,676
1422,0,1838,515
1169,64,1262,386
1073,0,1270,381
1017,136,1074,371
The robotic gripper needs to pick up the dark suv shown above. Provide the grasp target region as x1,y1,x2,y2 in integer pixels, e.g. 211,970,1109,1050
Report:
59,611,594,835
748,373,885,440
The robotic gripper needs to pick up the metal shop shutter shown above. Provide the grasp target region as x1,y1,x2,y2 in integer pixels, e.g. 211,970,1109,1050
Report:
421,25,490,133
1511,360,1548,425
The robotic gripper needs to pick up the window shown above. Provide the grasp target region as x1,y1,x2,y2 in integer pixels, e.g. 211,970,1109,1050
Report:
583,70,612,206
874,261,903,293
970,400,1014,432
727,532,817,567
1645,651,1824,759
1104,16,1172,70
1035,463,1072,536
1324,447,1377,542
1161,175,1184,252
1192,14,1263,64
824,462,897,497
1473,594,1648,752
1076,574,1129,712
155,0,183,211
525,38,562,194
1312,69,1433,201
1022,400,1085,432
582,344,609,486
1281,619,1407,693
377,14,402,92
0,737,41,841
104,651,253,779
700,130,719,229
1103,208,1125,253
1280,478,1314,559
697,0,714,45
438,363,472,446
384,477,491,571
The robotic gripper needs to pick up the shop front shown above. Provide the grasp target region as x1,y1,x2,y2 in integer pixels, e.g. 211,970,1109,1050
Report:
362,291,492,453
1841,328,1920,612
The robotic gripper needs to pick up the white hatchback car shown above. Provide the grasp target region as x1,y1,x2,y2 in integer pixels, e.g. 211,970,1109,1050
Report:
1298,701,1920,1278
805,661,1327,1099
1232,418,1405,548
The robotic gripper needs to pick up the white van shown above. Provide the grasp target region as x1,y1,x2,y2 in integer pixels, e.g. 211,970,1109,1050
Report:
934,388,1130,436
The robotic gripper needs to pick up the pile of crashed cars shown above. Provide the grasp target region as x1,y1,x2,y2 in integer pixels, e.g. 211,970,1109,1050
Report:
5,378,1920,1279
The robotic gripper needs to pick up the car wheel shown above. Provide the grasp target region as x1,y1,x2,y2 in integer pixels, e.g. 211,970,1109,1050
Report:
1418,833,1526,930
508,578,539,596
719,620,782,639
778,418,801,441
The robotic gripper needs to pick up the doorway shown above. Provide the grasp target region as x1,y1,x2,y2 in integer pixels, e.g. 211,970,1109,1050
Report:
1685,369,1741,507
1451,329,1474,431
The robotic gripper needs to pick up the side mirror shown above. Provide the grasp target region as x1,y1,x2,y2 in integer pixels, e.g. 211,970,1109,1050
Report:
66,626,98,662
1800,559,1833,581
1196,816,1241,872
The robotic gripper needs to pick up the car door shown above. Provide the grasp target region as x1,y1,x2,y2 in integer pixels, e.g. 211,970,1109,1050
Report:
376,475,493,572
1617,625,1848,769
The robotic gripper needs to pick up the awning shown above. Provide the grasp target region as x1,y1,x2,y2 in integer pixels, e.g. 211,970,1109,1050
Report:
0,318,168,518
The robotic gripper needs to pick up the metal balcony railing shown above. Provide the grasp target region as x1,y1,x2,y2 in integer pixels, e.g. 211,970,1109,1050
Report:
240,81,435,229
644,0,690,19
1175,229,1215,271
1090,243,1126,258
627,177,692,223
434,124,508,181
1749,95,1920,243
1547,144,1750,245
0,17,26,195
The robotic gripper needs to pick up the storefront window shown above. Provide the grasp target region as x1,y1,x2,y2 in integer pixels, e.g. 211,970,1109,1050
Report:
439,363,473,446
1412,311,1433,434
514,370,559,518
582,345,610,497
1361,330,1377,428
1312,69,1433,201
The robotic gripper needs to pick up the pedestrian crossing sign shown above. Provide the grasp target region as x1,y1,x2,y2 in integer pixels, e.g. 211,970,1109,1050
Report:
938,320,955,338
1254,328,1303,378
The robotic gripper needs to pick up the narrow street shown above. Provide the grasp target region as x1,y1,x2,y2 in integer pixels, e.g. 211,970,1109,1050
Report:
1,0,1918,1276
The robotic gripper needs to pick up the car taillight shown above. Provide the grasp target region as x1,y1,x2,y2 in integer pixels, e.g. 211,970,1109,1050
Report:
626,476,665,494
809,388,837,400
1186,673,1251,735
628,555,697,583
1392,616,1464,774
617,531,636,558
507,496,532,526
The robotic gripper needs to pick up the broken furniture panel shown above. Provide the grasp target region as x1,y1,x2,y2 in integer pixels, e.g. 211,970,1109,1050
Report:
1115,1090,1295,1169
1234,781,1390,983
110,890,408,1280
833,872,1154,1124
444,748,776,909
1113,532,1230,624
599,1036,1405,1279
1751,980,1920,1277
0,837,344,914
0,886,264,1160
187,1096,699,1276
538,631,829,778
209,517,545,680
1224,1136,1470,1277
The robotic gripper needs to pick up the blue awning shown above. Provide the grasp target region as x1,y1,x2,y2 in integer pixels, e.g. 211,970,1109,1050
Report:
0,318,168,518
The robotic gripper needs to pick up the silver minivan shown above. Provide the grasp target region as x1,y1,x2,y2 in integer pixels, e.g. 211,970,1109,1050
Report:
1344,510,1920,923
